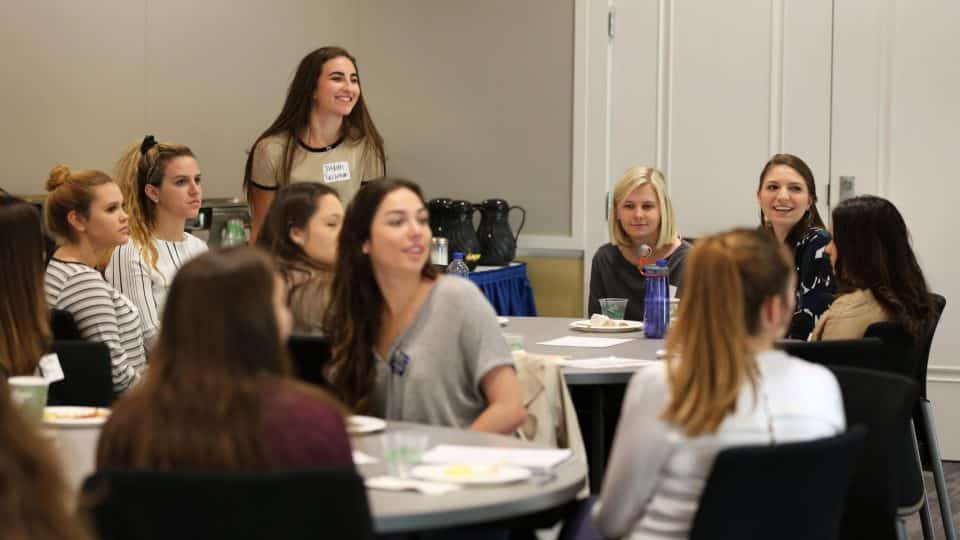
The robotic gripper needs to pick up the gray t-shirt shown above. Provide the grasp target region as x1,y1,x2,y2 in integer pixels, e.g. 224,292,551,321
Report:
371,276,515,429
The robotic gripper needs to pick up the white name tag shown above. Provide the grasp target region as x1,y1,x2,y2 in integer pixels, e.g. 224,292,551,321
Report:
39,353,65,383
322,161,351,183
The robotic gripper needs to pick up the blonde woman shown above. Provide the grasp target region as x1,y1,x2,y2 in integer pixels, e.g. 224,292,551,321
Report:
588,167,689,321
106,136,208,346
592,229,844,539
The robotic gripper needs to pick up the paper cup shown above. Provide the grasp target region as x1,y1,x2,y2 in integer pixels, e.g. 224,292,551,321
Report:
8,376,49,423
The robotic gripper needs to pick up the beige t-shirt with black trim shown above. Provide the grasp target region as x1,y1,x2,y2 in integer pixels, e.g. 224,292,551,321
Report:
249,133,383,204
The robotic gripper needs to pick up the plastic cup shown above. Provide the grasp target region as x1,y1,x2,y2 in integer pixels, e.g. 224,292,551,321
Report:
381,430,429,479
503,333,526,352
8,376,49,423
599,298,629,320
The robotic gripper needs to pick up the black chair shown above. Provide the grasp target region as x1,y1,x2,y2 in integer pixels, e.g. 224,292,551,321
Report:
50,308,83,340
48,340,115,407
81,466,375,540
287,335,333,390
828,366,917,540
688,428,865,540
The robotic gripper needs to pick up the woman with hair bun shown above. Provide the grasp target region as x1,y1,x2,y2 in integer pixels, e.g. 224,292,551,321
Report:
43,165,146,393
106,136,207,346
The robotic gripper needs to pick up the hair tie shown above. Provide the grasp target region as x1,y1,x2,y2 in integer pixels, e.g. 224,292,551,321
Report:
140,134,158,154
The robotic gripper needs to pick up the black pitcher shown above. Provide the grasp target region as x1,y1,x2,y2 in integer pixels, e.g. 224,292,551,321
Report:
477,198,526,266
426,198,454,240
447,200,482,270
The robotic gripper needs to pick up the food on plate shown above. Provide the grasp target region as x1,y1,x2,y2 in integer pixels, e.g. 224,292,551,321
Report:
443,464,500,479
589,314,628,328
44,408,110,421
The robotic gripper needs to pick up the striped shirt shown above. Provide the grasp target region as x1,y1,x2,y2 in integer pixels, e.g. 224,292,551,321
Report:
105,234,207,347
45,258,147,393
592,350,845,540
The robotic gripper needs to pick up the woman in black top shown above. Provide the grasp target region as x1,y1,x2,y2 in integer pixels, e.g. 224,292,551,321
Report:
756,153,835,339
589,167,689,321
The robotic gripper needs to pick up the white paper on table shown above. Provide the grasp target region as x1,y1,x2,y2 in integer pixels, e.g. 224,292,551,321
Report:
558,357,658,369
353,451,378,465
536,336,634,348
421,445,573,472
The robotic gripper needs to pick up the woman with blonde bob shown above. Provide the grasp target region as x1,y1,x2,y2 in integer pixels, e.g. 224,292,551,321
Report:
592,228,845,539
589,167,689,321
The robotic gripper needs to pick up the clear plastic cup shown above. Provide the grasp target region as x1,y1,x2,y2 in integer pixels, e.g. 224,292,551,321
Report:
8,376,49,423
503,333,526,352
599,298,629,320
381,431,429,479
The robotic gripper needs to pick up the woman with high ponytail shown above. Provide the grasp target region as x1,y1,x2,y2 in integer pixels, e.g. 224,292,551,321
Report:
105,135,207,346
43,165,146,393
591,229,845,540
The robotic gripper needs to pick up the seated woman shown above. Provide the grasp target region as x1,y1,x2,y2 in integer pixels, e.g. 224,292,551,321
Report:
756,153,834,339
0,195,51,378
0,378,94,540
811,195,938,341
105,136,208,347
324,178,526,434
592,228,845,539
97,248,352,470
257,183,343,334
43,165,146,393
589,167,689,321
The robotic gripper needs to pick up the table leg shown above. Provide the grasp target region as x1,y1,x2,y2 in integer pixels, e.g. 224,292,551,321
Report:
589,385,606,492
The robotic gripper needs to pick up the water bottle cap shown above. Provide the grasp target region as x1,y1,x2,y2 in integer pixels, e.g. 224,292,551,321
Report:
452,252,464,259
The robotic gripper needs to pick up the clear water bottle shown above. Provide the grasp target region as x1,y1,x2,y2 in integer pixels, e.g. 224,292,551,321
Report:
221,218,248,247
643,258,670,339
446,252,470,278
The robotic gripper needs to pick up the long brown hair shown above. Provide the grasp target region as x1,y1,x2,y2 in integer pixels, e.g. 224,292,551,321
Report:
832,195,937,338
323,178,437,412
661,228,793,437
757,153,826,245
243,46,386,194
0,196,51,376
114,136,196,273
43,165,113,245
0,379,94,540
97,248,299,470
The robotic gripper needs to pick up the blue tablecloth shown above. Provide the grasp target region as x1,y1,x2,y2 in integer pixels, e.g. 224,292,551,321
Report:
467,262,537,317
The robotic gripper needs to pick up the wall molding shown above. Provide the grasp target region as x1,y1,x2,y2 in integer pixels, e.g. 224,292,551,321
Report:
928,365,960,384
875,0,895,197
655,0,673,180
768,0,785,156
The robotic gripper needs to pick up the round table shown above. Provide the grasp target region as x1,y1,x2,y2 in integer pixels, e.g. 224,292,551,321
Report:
353,421,586,534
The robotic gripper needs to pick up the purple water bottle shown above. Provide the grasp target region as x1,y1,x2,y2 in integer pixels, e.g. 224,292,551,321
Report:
643,259,670,339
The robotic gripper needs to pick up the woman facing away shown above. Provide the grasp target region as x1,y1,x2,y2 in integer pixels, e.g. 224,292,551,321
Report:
0,378,94,540
0,195,51,378
811,195,938,341
324,178,526,434
756,153,835,339
106,135,208,347
592,228,845,539
43,165,146,393
257,183,343,334
245,46,386,243
589,167,689,321
97,248,352,471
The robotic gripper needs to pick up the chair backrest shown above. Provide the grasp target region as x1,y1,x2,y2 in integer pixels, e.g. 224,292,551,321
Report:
286,335,333,390
776,337,910,376
81,466,375,540
50,308,83,340
828,366,917,540
689,428,865,540
48,340,115,407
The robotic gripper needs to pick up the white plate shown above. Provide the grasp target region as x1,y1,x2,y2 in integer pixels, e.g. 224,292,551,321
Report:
43,406,110,426
347,415,387,435
498,317,509,326
411,464,532,485
569,320,643,333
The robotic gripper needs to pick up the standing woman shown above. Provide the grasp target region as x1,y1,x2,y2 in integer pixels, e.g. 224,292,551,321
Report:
245,46,386,243
589,167,689,321
97,248,352,471
0,195,50,377
811,195,938,341
757,153,834,339
324,178,526,434
106,136,208,346
592,229,844,539
43,165,146,393
257,183,344,334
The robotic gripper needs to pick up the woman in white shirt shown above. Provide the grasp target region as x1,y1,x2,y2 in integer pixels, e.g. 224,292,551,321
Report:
106,136,208,347
591,228,845,540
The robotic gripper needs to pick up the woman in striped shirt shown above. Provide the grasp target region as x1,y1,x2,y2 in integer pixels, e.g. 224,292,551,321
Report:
591,229,845,540
105,136,208,348
43,165,146,393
